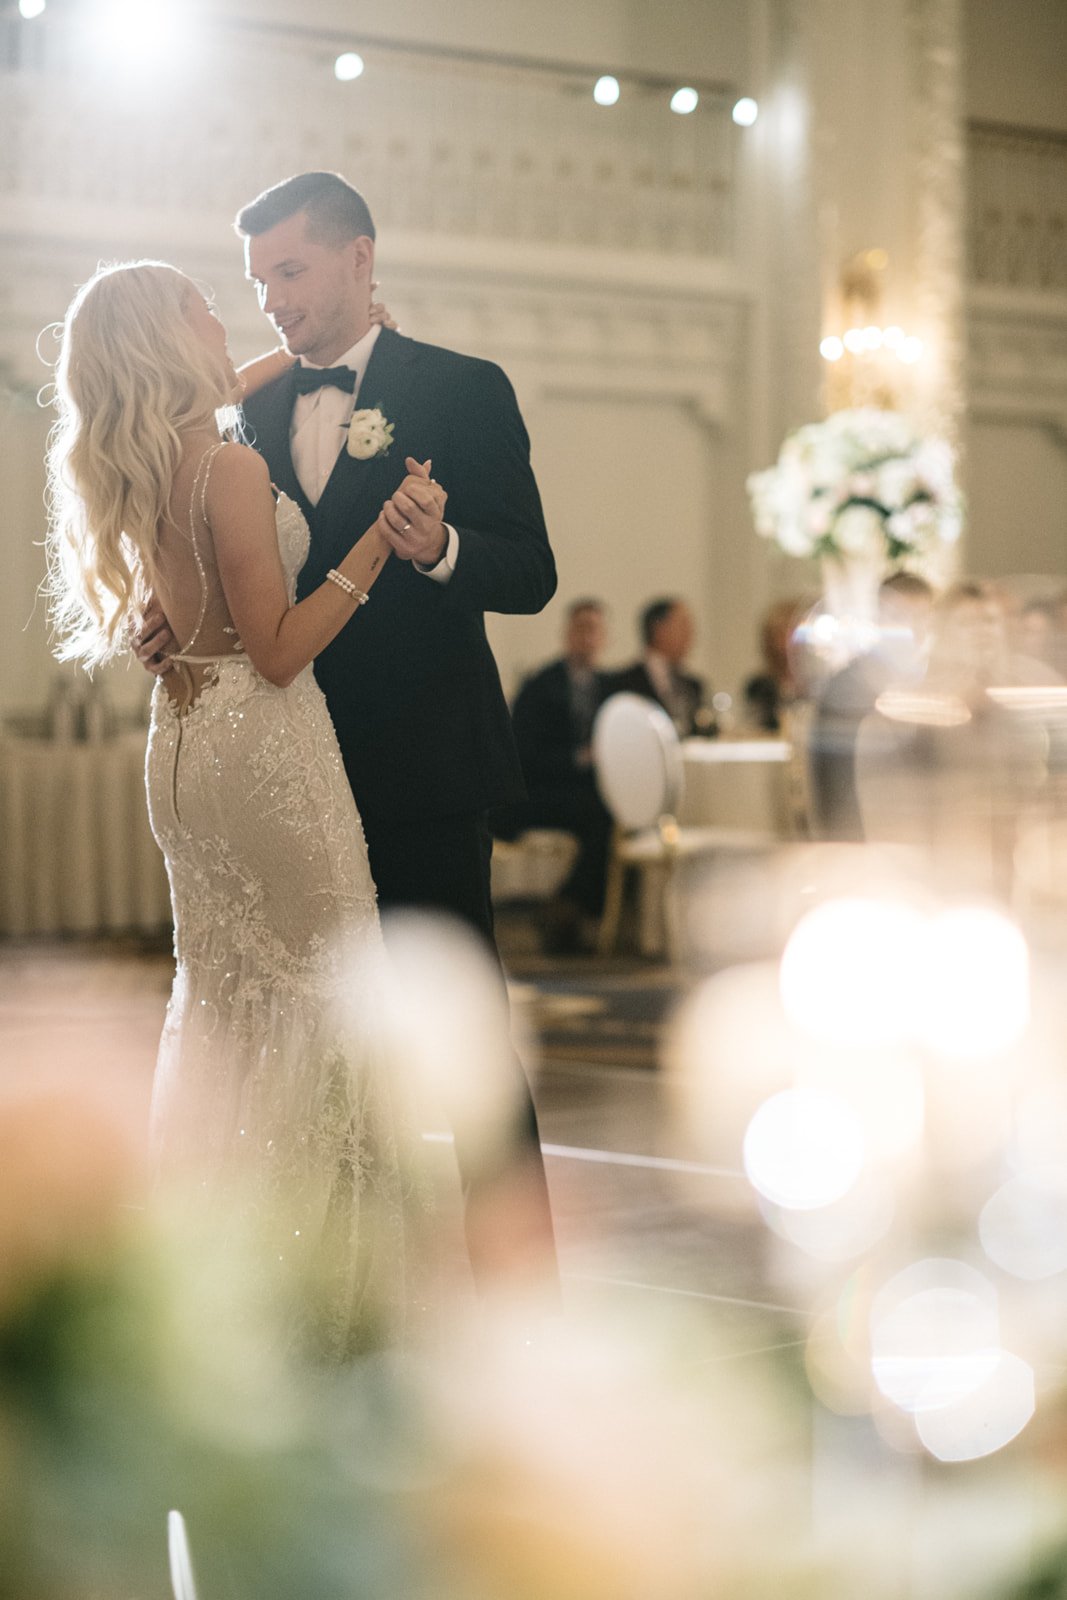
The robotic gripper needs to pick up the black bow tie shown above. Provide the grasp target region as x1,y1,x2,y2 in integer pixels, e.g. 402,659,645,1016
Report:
292,365,359,396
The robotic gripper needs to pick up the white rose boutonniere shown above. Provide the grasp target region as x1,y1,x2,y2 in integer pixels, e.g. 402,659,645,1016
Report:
345,404,395,461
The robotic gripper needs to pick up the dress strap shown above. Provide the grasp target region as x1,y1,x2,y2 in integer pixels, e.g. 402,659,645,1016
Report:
172,440,227,662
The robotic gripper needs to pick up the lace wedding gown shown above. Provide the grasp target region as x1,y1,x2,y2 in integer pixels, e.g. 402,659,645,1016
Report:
145,444,419,1357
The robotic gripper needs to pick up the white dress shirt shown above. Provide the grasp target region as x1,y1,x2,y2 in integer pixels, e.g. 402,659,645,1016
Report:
291,323,457,583
645,649,690,730
644,649,675,707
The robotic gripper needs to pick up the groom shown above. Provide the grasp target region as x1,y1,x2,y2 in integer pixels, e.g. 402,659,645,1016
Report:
153,171,558,1293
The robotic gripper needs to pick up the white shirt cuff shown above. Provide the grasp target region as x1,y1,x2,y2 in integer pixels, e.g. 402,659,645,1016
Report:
415,523,459,584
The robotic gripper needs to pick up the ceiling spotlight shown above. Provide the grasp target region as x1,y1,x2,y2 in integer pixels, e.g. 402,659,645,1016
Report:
19,0,47,17
732,96,758,126
670,86,699,115
334,51,365,81
593,74,620,107
91,1,182,69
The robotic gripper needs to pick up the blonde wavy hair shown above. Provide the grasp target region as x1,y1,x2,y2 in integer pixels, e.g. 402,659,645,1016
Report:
45,260,235,666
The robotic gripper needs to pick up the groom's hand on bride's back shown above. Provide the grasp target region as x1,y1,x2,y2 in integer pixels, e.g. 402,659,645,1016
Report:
131,600,178,676
377,457,449,566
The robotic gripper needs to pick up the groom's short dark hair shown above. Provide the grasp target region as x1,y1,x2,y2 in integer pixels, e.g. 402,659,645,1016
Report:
235,172,376,244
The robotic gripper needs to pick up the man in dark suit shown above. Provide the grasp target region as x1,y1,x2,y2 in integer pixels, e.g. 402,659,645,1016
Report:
609,597,712,737
492,598,614,953
229,172,557,1292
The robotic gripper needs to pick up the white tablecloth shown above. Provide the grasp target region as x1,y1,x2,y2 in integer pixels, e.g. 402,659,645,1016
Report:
679,736,794,836
0,730,172,937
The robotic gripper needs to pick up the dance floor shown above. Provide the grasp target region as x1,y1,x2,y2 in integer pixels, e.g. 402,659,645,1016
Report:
0,933,1050,1598
0,934,776,1347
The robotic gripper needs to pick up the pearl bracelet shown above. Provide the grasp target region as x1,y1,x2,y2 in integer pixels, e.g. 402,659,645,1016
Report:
326,569,370,605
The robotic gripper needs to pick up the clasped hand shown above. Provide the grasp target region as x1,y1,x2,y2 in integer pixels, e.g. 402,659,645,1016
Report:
131,456,450,678
376,457,448,566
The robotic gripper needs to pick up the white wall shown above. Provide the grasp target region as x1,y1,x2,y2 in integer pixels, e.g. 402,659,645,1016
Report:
488,393,719,694
963,417,1067,579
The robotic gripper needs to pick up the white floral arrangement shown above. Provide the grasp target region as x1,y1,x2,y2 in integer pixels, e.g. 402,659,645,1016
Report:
746,408,963,562
346,405,395,460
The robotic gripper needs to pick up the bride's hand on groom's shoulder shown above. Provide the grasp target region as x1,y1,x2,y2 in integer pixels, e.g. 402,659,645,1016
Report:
369,281,398,332
377,458,448,565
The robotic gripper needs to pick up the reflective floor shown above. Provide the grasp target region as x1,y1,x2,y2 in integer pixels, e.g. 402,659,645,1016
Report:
0,932,1058,1599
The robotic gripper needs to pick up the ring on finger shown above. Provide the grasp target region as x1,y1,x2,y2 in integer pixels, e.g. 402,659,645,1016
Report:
401,522,412,533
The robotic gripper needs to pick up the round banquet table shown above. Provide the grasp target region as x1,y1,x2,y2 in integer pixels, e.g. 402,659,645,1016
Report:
0,728,172,938
678,735,794,836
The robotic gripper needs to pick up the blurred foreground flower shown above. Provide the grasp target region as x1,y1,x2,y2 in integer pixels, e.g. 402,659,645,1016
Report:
0,1071,832,1600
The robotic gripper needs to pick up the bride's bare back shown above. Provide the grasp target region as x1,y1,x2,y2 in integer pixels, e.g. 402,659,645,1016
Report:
153,434,246,712
147,430,408,715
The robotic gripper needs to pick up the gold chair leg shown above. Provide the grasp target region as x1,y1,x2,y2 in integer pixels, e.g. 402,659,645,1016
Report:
662,856,681,965
597,842,627,956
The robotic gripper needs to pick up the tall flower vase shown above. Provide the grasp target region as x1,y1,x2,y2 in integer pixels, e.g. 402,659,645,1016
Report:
820,549,883,632
792,551,885,696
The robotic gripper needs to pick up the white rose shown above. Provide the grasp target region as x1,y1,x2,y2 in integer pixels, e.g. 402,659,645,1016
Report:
833,503,885,557
915,438,955,499
778,518,816,557
346,408,393,460
938,504,963,544
875,458,919,511
806,498,834,539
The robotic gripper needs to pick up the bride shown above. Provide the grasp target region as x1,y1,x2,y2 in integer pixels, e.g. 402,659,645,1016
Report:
45,260,440,1356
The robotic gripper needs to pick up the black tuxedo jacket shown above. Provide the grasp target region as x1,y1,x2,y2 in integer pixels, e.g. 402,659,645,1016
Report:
605,661,706,738
511,658,612,791
240,328,556,823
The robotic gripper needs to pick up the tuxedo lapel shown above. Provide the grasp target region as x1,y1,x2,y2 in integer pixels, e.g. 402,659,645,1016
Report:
240,368,313,518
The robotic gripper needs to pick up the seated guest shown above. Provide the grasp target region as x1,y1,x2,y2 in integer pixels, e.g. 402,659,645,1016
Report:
492,598,614,953
743,597,806,733
809,572,935,840
608,597,712,737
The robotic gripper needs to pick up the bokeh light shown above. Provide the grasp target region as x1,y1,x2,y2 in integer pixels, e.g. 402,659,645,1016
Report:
869,1260,1001,1414
979,1167,1067,1281
779,897,926,1047
1015,1081,1067,1170
89,0,183,69
343,912,524,1164
915,1351,1035,1462
334,52,366,81
732,97,758,126
593,74,620,106
916,907,1029,1059
670,86,699,115
765,1170,894,1262
666,962,795,1172
743,1087,865,1211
